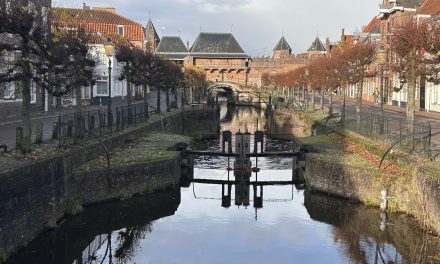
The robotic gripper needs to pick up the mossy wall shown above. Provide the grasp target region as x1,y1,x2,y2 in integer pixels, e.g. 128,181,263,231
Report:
0,108,218,259
305,153,440,235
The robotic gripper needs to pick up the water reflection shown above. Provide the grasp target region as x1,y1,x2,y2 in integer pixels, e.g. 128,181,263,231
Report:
6,105,440,264
5,190,180,264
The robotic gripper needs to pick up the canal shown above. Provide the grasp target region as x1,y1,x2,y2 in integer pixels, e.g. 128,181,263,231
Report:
5,105,440,264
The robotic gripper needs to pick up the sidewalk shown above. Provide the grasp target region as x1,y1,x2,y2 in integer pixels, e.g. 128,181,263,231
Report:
339,96,440,121
0,91,177,148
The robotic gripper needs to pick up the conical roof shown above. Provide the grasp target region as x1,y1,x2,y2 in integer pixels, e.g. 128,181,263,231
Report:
273,36,292,52
307,37,326,52
146,18,160,42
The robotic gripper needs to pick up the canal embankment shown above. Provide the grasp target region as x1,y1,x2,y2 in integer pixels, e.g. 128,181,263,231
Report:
271,108,440,235
0,108,219,260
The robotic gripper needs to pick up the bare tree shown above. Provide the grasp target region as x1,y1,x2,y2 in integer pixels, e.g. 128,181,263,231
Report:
391,20,440,133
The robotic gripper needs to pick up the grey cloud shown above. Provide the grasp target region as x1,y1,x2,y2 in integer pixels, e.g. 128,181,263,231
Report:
59,0,378,56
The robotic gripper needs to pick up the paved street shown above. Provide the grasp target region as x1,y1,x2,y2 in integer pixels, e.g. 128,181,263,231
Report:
0,90,179,148
316,93,440,144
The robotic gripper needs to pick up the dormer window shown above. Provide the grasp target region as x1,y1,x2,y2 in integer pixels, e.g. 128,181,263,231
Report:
118,25,124,36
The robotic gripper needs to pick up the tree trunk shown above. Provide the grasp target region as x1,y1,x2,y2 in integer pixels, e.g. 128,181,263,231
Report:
174,87,178,108
166,88,170,112
126,73,132,123
341,86,346,127
75,87,84,139
407,57,417,138
311,89,315,112
143,84,149,118
320,90,324,114
329,91,333,115
356,80,363,130
20,78,32,154
156,87,161,114
189,86,193,104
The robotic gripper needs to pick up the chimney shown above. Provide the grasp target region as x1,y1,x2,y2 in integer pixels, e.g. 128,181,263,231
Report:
187,41,190,50
83,3,90,10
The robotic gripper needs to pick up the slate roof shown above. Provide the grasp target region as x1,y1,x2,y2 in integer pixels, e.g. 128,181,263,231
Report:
155,36,188,60
189,33,248,58
307,37,326,52
397,0,423,8
273,36,292,52
418,0,440,15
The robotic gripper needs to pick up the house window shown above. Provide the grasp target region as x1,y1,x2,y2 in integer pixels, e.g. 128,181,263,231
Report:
30,80,36,103
118,25,124,36
96,76,109,96
3,82,15,99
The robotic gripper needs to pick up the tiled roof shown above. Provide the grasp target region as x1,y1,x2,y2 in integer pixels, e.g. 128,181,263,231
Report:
418,0,440,15
307,37,326,52
363,18,381,34
51,7,145,43
273,36,292,52
155,36,188,60
190,33,248,58
87,33,132,47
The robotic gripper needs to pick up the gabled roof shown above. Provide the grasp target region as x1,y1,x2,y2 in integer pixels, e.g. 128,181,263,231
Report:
155,36,188,60
307,37,326,52
418,0,440,16
146,18,160,42
51,7,145,43
363,18,381,34
190,32,248,58
52,7,140,26
273,36,292,52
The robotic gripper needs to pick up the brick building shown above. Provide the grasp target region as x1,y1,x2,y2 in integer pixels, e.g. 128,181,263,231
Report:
52,5,146,49
248,36,325,88
51,5,148,106
184,33,251,85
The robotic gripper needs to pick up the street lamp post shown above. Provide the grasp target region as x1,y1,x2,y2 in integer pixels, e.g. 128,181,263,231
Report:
104,39,115,130
376,46,387,134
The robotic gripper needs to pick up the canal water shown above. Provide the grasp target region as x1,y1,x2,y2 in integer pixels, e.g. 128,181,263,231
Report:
6,105,440,264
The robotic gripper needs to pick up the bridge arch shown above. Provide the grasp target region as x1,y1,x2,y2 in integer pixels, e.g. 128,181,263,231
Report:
207,82,241,94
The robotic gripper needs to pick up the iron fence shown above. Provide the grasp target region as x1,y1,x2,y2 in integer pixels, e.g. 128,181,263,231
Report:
340,109,432,154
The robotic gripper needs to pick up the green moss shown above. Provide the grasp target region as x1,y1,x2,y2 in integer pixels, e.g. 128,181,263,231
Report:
0,249,7,262
119,193,132,201
388,200,400,214
73,133,191,176
364,198,376,207
66,198,83,215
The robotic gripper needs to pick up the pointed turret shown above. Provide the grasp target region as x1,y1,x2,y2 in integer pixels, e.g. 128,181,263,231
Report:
272,36,292,61
307,37,326,52
145,18,160,51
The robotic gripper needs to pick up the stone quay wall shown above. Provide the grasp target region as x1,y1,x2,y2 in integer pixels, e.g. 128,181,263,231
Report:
269,108,440,235
0,108,219,259
304,154,440,235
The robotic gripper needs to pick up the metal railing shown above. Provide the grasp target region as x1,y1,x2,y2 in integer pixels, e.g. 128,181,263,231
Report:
340,109,432,154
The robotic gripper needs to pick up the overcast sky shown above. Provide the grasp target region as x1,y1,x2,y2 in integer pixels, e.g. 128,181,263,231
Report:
55,0,380,56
